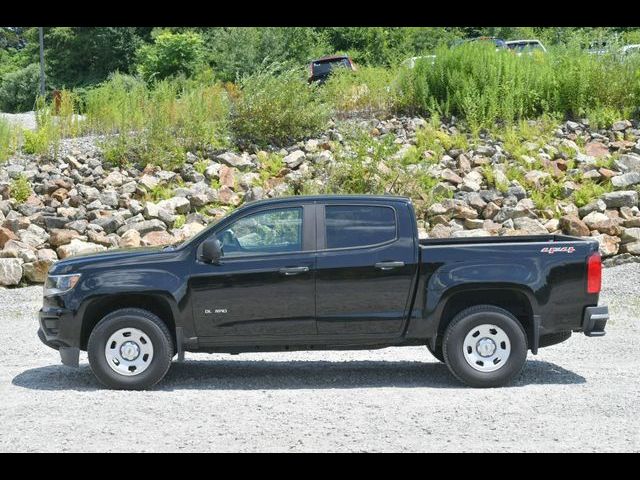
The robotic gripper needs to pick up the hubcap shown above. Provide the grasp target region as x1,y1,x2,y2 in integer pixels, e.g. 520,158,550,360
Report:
105,328,154,376
120,341,140,361
463,324,511,372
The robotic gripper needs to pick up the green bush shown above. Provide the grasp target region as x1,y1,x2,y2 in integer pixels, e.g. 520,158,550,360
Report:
230,65,330,147
136,31,206,82
0,117,20,162
394,43,640,132
322,66,396,117
9,174,32,203
22,97,60,156
0,63,40,112
85,73,229,169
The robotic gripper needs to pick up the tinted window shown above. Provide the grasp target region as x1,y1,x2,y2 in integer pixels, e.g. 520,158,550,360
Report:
219,208,302,257
325,205,396,249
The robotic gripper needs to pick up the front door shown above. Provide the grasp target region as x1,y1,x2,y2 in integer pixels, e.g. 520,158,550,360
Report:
190,204,316,337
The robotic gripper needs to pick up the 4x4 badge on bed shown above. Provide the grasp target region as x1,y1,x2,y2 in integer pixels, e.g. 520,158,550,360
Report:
540,246,575,254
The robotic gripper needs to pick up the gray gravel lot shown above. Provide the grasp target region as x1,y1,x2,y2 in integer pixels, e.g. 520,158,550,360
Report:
0,264,638,452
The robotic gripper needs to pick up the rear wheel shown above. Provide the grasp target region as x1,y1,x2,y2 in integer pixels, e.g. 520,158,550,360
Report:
88,308,173,390
442,305,527,388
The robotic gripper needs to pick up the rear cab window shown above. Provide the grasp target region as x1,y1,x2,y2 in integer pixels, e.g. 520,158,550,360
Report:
324,205,397,249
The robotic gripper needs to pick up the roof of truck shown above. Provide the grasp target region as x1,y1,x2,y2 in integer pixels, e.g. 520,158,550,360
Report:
243,194,411,208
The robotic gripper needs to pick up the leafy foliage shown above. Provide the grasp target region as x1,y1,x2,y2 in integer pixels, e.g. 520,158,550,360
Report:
9,174,32,203
230,65,330,147
0,63,40,112
136,31,206,82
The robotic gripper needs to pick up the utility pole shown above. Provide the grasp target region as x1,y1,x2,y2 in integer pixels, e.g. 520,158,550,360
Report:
38,27,45,96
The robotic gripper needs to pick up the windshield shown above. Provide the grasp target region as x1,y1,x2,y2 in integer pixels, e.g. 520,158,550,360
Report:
507,42,544,52
311,58,350,76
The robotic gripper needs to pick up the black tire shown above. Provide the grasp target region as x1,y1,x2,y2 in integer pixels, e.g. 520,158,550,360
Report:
88,308,174,390
426,341,445,363
442,305,527,388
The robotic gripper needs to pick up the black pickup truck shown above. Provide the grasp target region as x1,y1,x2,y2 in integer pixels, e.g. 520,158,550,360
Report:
38,195,608,390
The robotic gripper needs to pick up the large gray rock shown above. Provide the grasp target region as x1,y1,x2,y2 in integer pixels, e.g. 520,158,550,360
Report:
92,215,124,234
451,229,491,238
216,152,253,169
116,219,166,237
620,227,640,244
18,224,49,248
0,258,24,286
56,239,107,259
157,197,191,215
602,191,638,208
103,171,126,187
623,241,640,255
611,172,640,188
513,217,548,234
283,150,306,169
593,233,620,258
22,259,55,283
615,154,640,173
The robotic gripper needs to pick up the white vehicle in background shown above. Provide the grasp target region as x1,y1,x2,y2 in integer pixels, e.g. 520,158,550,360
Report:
619,44,640,58
505,39,547,55
401,55,436,69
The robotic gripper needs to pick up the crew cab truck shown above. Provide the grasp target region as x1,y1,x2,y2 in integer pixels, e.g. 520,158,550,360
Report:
38,195,608,390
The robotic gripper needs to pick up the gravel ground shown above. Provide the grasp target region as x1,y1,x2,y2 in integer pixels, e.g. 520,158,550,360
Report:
0,111,37,130
0,265,638,452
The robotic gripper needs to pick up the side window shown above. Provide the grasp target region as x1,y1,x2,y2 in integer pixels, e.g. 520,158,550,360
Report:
218,208,303,257
325,205,396,249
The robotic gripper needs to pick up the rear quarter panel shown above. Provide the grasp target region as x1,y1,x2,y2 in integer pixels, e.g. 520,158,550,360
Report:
407,237,600,339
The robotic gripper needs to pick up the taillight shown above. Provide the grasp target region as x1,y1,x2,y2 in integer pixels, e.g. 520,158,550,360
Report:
587,252,602,294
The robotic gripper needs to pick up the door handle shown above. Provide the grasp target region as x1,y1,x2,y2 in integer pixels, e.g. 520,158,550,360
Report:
375,261,405,270
279,266,310,276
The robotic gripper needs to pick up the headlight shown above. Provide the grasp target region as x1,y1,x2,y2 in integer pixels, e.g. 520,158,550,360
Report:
44,274,81,297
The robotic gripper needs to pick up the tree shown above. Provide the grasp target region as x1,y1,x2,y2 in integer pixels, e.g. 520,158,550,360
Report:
136,30,206,82
42,27,143,88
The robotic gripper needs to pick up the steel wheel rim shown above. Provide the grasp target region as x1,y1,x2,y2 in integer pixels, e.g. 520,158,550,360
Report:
105,328,154,376
462,324,511,372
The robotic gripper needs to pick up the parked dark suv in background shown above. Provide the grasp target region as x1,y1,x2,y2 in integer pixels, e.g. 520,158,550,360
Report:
308,55,356,83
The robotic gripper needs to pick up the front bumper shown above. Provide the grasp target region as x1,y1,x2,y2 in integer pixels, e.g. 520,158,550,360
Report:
38,305,81,367
582,305,608,337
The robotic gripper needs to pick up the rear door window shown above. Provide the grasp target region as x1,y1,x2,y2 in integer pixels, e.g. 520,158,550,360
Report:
325,205,397,249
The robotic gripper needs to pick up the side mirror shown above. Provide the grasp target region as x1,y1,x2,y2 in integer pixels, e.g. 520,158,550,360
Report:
202,237,223,265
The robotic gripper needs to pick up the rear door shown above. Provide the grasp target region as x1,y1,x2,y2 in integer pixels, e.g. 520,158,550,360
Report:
315,201,418,337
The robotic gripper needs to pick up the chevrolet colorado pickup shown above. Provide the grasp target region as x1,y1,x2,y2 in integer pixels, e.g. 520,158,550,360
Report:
38,195,608,390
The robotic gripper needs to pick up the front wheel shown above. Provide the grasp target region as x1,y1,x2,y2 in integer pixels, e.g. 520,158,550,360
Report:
88,308,174,390
442,305,527,388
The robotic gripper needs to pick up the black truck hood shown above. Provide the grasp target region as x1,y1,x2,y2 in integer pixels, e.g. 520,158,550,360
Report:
49,246,175,275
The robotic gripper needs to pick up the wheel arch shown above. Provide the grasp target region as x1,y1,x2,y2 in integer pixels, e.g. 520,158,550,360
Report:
79,293,178,351
433,284,539,353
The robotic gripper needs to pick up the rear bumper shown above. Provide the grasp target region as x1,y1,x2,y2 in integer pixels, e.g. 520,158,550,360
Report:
582,305,608,337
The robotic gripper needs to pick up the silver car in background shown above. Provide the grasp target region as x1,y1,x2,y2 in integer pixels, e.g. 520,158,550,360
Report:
505,39,547,55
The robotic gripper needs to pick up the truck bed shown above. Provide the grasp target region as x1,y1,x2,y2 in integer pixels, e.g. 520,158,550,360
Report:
419,234,584,247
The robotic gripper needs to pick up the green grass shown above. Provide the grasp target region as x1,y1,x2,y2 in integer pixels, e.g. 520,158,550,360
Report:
322,66,396,117
394,43,640,132
257,151,285,187
572,181,613,208
0,117,20,162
